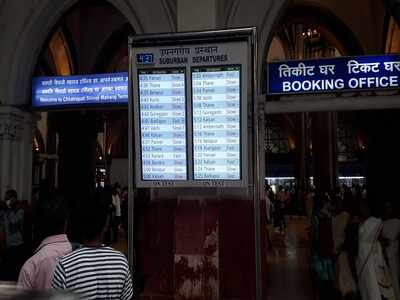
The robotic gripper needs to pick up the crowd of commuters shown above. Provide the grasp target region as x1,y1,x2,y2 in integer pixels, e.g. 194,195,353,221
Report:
267,182,400,300
266,184,314,233
0,184,134,300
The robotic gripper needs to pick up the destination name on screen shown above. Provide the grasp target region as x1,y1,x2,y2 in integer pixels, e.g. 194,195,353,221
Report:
194,109,238,116
141,111,184,117
195,152,239,158
143,160,185,166
144,167,185,172
142,139,185,145
194,131,238,138
193,130,239,139
198,124,237,130
142,132,185,138
195,145,237,151
142,146,185,152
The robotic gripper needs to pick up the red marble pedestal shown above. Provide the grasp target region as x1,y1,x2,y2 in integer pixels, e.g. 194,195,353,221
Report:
136,193,268,300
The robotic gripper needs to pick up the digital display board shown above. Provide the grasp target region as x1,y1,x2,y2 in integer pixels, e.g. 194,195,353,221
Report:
131,33,251,188
138,69,187,180
32,72,128,108
192,66,241,180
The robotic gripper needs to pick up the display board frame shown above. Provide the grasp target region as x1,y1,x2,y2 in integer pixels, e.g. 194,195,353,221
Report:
129,28,255,188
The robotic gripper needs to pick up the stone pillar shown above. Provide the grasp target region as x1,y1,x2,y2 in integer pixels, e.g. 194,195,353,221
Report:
363,110,400,212
177,0,217,31
45,112,58,188
55,111,99,241
311,112,338,192
57,111,98,197
0,106,35,201
294,113,309,191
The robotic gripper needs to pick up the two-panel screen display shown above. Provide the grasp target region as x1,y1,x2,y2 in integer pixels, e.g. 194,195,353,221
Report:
137,66,241,182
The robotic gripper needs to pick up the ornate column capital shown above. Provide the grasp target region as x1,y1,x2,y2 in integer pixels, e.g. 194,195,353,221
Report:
0,106,38,142
0,105,37,200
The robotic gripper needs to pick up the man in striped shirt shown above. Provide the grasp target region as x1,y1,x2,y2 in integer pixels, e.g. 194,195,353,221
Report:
52,199,133,299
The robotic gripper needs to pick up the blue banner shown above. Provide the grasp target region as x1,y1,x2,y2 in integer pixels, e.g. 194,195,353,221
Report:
32,72,129,108
267,55,400,95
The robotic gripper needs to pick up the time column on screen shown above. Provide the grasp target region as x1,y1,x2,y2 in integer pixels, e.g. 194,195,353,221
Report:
192,67,241,180
139,70,187,180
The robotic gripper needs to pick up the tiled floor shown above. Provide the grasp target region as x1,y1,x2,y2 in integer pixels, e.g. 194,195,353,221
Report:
266,216,314,300
114,218,315,299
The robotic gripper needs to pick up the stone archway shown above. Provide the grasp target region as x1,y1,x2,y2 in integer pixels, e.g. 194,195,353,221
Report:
0,0,176,200
223,0,289,93
5,0,176,106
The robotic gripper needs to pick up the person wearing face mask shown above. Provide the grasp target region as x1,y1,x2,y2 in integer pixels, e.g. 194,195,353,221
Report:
0,189,26,281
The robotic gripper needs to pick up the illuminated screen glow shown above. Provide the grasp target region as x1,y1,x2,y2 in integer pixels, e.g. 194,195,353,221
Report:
192,66,241,180
138,69,187,180
32,73,128,108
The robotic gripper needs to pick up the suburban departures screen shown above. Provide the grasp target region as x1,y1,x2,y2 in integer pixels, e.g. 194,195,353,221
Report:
192,66,241,180
138,69,188,181
132,38,250,187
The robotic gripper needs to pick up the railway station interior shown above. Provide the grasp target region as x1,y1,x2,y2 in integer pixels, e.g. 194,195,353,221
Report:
2,0,400,299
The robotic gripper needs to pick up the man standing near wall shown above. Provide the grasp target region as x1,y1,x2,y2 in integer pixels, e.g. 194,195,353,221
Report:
0,189,25,281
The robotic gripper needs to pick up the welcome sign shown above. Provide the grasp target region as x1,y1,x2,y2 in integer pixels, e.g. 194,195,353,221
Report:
267,55,400,95
32,72,128,108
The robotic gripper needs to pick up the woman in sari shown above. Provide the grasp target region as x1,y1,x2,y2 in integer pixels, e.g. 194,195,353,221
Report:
382,202,400,300
356,200,394,300
332,196,357,299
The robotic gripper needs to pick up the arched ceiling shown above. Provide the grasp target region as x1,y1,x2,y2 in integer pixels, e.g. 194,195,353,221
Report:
1,0,175,105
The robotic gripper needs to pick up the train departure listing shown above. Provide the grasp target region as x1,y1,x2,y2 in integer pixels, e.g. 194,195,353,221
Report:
138,69,187,180
192,66,241,180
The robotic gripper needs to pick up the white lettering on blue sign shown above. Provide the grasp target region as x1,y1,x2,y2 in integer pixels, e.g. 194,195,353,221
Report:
384,61,400,72
268,55,400,95
319,65,335,75
279,63,315,78
282,79,345,92
347,60,380,74
32,72,129,107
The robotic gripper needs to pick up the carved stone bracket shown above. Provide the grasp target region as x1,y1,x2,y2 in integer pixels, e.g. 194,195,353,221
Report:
0,121,24,141
0,106,38,141
0,106,37,200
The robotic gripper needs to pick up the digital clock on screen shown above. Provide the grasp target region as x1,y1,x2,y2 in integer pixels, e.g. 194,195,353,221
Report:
137,53,154,64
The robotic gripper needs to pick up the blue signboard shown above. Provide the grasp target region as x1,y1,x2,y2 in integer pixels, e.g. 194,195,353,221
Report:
267,55,400,95
32,72,129,108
